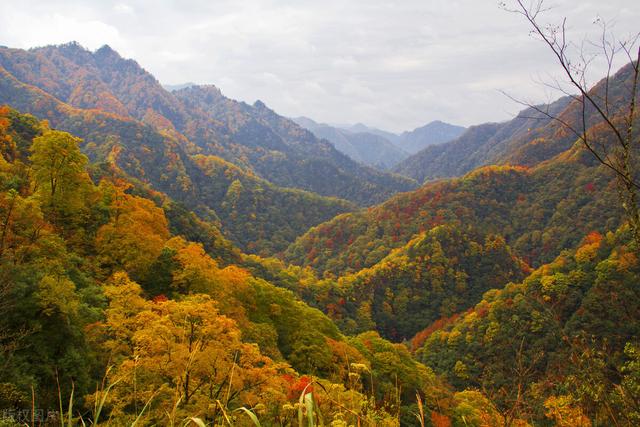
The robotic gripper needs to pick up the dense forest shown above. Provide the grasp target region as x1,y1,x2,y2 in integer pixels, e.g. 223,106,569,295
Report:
0,107,446,426
0,13,638,426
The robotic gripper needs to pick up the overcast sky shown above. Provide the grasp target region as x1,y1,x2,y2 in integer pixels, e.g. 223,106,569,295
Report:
0,1,638,132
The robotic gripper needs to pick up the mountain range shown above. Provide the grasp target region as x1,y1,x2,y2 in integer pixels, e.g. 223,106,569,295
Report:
0,42,415,203
294,116,466,170
0,38,638,427
396,120,466,154
285,60,636,274
393,96,571,182
0,42,417,253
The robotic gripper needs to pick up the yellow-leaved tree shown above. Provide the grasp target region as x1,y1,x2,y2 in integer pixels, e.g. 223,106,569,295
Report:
96,181,170,280
29,129,90,221
89,272,290,425
165,236,251,318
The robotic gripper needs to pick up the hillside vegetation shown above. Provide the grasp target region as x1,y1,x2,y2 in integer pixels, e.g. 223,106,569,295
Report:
0,37,638,426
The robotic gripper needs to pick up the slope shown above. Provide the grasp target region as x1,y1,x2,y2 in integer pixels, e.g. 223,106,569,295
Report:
286,149,622,276
393,97,571,182
0,107,440,424
301,224,529,341
0,67,354,254
394,62,637,183
288,63,636,274
416,225,640,425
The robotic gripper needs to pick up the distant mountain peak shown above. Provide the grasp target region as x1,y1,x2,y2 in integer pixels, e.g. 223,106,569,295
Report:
398,120,466,154
95,44,120,58
253,99,267,109
402,120,464,134
293,116,410,170
349,122,371,132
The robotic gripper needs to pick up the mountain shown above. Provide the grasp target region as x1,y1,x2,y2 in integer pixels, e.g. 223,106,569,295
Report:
394,66,637,184
285,157,622,276
0,44,359,254
2,36,638,427
285,63,639,276
282,61,639,426
416,225,639,424
292,116,409,169
342,122,402,144
394,62,638,185
336,120,466,155
398,120,466,154
300,224,529,341
395,61,637,188
297,117,467,169
0,42,416,207
393,98,571,182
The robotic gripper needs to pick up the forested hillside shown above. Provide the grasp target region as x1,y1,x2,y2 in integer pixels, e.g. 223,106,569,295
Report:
302,225,529,341
0,47,362,254
392,96,570,182
0,22,638,426
285,64,639,275
417,226,640,426
394,64,639,183
0,107,467,426
286,157,621,276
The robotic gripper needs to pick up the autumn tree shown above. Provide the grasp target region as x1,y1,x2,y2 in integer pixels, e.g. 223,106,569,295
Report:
502,0,640,245
0,106,16,162
94,273,290,424
29,130,89,217
96,181,170,279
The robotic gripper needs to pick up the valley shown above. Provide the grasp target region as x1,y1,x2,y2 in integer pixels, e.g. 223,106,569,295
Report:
0,2,638,425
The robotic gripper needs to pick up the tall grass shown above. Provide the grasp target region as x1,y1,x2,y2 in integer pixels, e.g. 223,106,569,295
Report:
48,369,400,426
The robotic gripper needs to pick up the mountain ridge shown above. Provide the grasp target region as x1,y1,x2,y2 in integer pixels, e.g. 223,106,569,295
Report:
285,62,637,276
0,42,416,206
294,116,467,170
0,49,356,254
398,120,466,154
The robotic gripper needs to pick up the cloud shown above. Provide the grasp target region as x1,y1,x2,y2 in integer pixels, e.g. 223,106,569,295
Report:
0,0,638,132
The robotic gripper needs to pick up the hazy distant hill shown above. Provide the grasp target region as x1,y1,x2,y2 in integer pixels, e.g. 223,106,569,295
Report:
342,122,402,144
398,120,466,154
335,120,466,157
292,116,409,169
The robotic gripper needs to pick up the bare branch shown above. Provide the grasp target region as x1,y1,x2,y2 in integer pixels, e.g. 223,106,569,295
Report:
503,0,640,245
500,90,640,190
